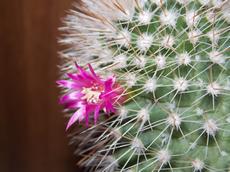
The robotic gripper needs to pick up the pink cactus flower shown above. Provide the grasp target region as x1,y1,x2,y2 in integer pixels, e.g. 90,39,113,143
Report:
57,64,124,130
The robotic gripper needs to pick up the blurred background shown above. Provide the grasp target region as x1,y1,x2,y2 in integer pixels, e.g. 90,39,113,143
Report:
0,0,82,171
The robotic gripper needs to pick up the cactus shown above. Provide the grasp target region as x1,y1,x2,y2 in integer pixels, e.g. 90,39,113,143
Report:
58,0,230,171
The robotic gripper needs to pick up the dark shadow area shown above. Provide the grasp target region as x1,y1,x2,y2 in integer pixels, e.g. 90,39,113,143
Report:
0,0,83,171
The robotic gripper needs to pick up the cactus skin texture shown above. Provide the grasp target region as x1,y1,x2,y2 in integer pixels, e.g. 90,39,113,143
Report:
59,0,230,171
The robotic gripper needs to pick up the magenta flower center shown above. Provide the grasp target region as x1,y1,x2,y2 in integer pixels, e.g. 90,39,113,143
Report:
81,85,103,104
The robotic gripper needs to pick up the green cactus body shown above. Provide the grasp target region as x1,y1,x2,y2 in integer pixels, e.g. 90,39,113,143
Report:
60,0,230,171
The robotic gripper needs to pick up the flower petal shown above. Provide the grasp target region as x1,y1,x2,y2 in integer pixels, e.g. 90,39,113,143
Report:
56,80,77,89
67,73,83,81
75,63,95,81
59,91,82,104
104,77,115,92
88,64,98,78
66,107,85,130
94,105,101,124
105,101,115,113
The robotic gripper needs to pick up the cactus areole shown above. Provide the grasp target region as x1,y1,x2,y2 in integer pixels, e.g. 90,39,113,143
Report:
58,0,230,171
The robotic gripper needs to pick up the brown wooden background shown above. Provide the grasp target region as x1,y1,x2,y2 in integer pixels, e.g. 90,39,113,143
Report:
0,0,83,171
